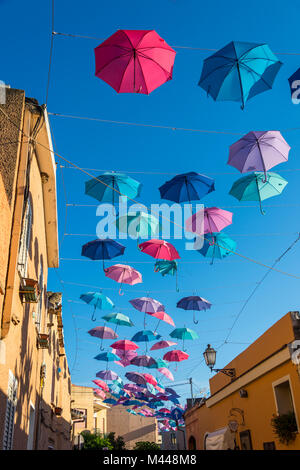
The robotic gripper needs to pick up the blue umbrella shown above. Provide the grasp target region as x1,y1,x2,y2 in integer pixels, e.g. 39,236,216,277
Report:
94,351,119,362
199,41,282,109
176,295,212,324
80,291,115,321
195,232,237,265
103,398,117,405
81,238,125,271
85,171,142,206
131,330,161,353
159,172,215,209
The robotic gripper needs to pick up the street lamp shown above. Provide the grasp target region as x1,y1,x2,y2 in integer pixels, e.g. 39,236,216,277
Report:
203,344,236,379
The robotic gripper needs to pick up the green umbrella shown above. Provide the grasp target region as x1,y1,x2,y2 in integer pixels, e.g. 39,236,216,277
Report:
115,211,160,244
170,327,199,352
229,172,288,215
154,260,179,292
102,312,134,333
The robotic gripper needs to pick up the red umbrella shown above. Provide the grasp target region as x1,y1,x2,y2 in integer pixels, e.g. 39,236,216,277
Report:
92,379,109,392
142,373,157,386
95,30,176,94
139,239,180,261
110,339,139,351
163,350,189,362
150,340,177,351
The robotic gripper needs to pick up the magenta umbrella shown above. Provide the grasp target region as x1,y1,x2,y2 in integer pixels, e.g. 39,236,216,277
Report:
94,30,176,94
93,388,106,400
185,207,233,237
228,131,291,182
104,264,142,295
110,339,139,351
138,239,180,261
88,325,118,351
150,340,177,351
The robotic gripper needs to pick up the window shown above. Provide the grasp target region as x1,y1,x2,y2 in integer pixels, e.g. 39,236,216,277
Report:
273,378,296,416
27,402,36,450
35,264,43,332
188,435,196,450
3,370,18,450
18,200,32,278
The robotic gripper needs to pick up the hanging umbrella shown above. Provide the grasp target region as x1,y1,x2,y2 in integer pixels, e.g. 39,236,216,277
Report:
88,326,118,351
102,312,134,333
163,350,189,362
126,409,138,415
148,358,169,369
114,348,137,361
104,264,142,295
85,171,142,206
94,30,176,94
110,339,139,351
81,292,115,321
185,207,233,237
158,368,174,381
228,131,290,182
138,239,180,261
142,373,157,386
154,260,179,292
103,398,118,405
176,295,212,324
115,211,160,242
148,310,175,333
159,172,215,210
92,379,110,392
195,232,237,265
131,330,158,350
96,370,119,381
94,351,119,362
130,296,165,328
93,388,106,400
229,171,288,215
199,41,282,109
170,327,198,351
81,238,125,271
166,388,180,397
130,355,158,368
125,372,148,385
150,340,177,351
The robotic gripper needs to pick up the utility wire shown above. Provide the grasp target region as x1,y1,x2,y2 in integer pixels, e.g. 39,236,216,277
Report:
45,0,55,106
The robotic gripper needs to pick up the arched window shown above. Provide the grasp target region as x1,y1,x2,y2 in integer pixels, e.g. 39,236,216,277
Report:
188,435,196,450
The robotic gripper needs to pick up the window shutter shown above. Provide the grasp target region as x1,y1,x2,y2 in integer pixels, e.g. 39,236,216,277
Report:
18,200,32,278
3,370,18,450
36,264,43,332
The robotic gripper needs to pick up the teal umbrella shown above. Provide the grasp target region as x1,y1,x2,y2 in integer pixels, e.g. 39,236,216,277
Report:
115,211,160,243
154,260,179,292
102,312,134,333
195,232,237,265
170,327,199,351
229,171,288,215
94,351,119,362
148,358,169,369
80,292,115,321
85,171,142,206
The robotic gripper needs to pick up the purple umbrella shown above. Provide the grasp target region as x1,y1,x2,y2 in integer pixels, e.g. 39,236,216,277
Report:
125,372,148,385
228,131,290,182
96,370,119,381
176,295,212,324
88,326,118,350
130,296,165,328
130,355,157,368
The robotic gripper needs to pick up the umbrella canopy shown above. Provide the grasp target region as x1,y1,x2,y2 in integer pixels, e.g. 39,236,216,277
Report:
229,171,288,215
130,296,165,313
110,339,139,351
85,171,142,205
96,370,119,381
103,398,118,405
158,368,174,381
159,171,215,207
228,131,290,181
94,351,119,362
150,340,177,351
148,311,175,332
80,292,115,321
104,264,142,295
102,312,134,332
88,326,118,350
143,373,157,386
166,388,180,397
170,327,198,351
163,350,189,362
130,355,158,368
81,238,125,271
148,358,169,369
94,30,176,94
176,295,212,324
185,207,233,237
195,232,237,264
93,388,106,400
199,41,282,109
139,239,180,261
154,260,178,291
92,379,110,392
131,330,158,343
115,211,160,240
125,372,148,385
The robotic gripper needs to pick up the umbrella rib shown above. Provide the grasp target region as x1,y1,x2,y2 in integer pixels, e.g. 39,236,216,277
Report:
95,51,132,76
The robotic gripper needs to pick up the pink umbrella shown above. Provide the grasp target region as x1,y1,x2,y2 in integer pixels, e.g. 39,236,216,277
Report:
163,350,189,362
142,373,157,386
185,207,233,237
114,348,138,360
147,311,175,332
110,339,139,351
150,340,177,351
104,264,142,295
93,388,106,400
92,379,110,392
158,367,174,381
139,239,180,261
94,30,176,94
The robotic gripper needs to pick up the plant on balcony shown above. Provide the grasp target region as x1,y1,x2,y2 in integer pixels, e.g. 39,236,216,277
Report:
37,333,49,349
20,278,40,303
271,412,298,445
134,441,161,450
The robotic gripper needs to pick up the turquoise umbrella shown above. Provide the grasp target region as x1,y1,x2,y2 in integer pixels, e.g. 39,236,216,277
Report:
170,327,199,352
80,292,115,321
115,211,160,243
195,232,237,265
229,171,288,215
94,351,119,362
199,41,282,109
148,358,169,369
85,171,142,206
102,312,134,333
154,260,179,292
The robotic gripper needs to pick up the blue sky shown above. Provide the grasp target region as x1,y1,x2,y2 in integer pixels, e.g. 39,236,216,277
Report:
2,0,300,403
